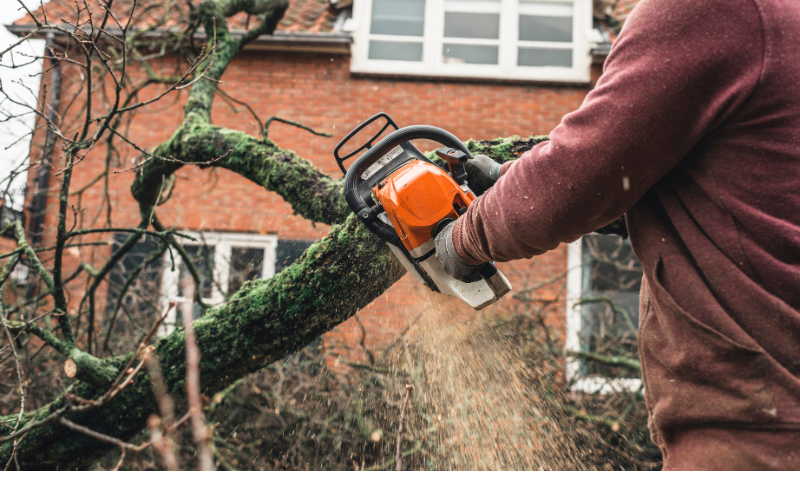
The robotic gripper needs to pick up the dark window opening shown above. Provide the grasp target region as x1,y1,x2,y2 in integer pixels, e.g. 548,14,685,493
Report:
579,234,642,378
228,247,265,296
275,240,315,274
105,234,164,344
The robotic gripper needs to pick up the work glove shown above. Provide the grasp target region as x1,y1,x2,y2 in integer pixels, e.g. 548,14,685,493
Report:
465,155,503,190
434,221,483,283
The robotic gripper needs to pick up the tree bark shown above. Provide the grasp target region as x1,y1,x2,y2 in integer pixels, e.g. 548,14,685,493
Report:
0,215,405,469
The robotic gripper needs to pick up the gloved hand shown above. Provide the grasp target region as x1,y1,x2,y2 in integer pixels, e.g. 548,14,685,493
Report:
465,154,503,190
434,221,483,283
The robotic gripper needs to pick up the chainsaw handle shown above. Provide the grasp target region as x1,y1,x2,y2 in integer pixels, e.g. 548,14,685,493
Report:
343,125,474,246
348,125,473,176
333,112,399,175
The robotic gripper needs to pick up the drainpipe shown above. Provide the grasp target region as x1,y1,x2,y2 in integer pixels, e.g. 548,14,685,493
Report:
30,32,61,248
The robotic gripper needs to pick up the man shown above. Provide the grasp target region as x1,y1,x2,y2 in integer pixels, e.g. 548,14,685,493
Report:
435,0,800,470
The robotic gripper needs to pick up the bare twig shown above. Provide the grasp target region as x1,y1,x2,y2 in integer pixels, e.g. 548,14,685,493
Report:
58,417,149,452
147,414,178,471
180,279,214,471
263,116,332,139
3,431,28,472
568,350,641,372
0,305,174,446
572,296,637,333
144,346,180,470
395,384,413,471
2,323,25,471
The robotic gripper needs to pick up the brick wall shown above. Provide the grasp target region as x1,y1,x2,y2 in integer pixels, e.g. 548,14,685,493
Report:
26,48,595,370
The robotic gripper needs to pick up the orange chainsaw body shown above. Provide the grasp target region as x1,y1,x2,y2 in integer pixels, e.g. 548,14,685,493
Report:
373,160,475,253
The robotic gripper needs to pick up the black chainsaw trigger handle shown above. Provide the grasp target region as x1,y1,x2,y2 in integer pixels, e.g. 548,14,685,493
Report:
333,112,399,175
435,147,468,185
342,123,474,246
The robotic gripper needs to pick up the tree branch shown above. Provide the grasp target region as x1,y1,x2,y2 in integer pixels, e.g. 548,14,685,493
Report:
0,215,405,468
568,350,641,372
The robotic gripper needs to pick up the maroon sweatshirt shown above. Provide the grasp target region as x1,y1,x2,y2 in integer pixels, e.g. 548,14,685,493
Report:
453,0,800,470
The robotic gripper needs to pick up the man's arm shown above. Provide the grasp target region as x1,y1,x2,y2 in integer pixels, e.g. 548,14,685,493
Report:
453,0,764,265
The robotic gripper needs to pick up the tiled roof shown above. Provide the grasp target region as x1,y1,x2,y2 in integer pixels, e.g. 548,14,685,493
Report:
12,0,341,34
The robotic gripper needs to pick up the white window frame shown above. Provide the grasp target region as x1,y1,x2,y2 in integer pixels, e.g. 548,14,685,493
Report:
159,231,278,336
566,238,642,394
350,0,593,83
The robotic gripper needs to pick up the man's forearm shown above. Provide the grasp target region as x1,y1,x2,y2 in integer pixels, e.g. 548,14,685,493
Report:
452,0,762,264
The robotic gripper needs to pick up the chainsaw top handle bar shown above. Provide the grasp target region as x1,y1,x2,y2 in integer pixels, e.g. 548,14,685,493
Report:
342,120,473,246
334,112,399,175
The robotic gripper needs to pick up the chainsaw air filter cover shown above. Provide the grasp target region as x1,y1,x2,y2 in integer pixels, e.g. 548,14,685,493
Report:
374,160,474,256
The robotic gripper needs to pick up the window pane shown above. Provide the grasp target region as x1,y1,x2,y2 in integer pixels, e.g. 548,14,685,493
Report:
579,235,642,377
443,43,498,64
369,40,424,61
518,47,572,67
228,247,265,295
444,0,500,39
519,1,573,42
180,244,215,299
106,233,163,337
371,0,425,36
444,12,499,39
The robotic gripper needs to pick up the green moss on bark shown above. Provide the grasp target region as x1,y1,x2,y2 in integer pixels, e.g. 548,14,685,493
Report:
0,216,405,469
132,125,348,226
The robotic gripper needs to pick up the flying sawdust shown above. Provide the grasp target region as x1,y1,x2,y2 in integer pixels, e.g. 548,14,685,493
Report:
406,286,593,470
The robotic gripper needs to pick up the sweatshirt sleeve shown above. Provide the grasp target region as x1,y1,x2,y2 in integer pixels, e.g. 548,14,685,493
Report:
452,0,764,265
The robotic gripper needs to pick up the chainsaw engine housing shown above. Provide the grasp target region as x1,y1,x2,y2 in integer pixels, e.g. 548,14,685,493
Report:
335,113,511,310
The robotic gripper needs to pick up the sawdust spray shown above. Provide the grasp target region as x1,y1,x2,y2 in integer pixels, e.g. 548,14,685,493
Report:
404,284,592,470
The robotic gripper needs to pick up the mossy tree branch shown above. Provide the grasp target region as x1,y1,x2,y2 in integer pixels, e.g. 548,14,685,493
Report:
0,216,405,468
4,221,118,386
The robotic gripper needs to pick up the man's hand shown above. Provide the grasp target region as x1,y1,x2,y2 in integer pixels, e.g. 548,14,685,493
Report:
465,155,503,190
434,221,483,282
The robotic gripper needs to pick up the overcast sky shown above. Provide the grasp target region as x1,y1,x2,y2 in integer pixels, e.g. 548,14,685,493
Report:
0,1,49,209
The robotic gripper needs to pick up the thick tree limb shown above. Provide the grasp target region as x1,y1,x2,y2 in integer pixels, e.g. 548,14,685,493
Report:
0,215,405,468
131,125,349,226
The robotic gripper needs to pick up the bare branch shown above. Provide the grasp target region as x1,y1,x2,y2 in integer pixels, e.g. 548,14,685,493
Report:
180,279,214,471
263,116,333,139
395,384,413,471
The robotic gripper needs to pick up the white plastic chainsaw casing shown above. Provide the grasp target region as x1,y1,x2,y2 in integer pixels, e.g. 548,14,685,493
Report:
417,246,511,310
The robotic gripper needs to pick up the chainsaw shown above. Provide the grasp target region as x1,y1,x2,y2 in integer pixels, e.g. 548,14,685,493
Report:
334,112,511,310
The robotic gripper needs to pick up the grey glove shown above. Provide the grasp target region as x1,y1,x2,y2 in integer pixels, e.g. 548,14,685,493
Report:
465,154,503,190
434,221,483,283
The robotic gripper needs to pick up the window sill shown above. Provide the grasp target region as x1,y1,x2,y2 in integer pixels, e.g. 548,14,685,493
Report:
571,376,642,395
349,66,594,87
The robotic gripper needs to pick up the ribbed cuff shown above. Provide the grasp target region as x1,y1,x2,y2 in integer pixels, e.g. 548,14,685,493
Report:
500,159,516,176
451,217,485,266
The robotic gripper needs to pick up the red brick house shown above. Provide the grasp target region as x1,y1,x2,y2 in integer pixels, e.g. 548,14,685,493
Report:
9,0,639,376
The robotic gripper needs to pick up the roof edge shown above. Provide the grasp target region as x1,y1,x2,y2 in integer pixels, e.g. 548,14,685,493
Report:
5,24,352,54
